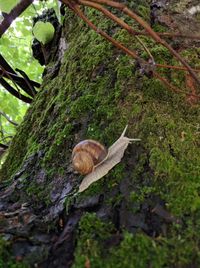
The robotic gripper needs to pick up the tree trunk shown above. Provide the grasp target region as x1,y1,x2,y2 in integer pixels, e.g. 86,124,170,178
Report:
0,1,200,267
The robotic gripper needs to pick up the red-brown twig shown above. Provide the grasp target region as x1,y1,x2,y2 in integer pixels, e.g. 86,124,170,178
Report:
77,0,200,74
185,74,199,104
122,30,200,40
88,0,200,86
61,1,200,99
155,64,200,72
61,0,139,59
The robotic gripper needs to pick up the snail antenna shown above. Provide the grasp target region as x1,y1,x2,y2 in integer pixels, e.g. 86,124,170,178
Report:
120,125,128,138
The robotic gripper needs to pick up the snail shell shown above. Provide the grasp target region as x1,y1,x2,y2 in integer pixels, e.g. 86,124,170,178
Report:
72,140,108,175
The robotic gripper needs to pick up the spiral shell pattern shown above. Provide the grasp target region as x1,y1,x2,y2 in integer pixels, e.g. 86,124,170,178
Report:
72,139,108,175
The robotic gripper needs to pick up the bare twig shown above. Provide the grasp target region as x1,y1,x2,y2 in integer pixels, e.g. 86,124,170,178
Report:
89,0,200,85
16,68,37,97
0,0,34,38
78,0,154,63
0,143,8,150
0,64,23,97
60,0,200,99
153,72,200,99
117,29,200,40
155,64,200,72
0,111,18,126
0,69,40,86
0,55,39,98
0,77,32,103
0,143,8,159
0,68,40,98
77,0,200,76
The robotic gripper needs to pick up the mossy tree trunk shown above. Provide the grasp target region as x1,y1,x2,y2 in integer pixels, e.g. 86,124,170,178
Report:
0,1,200,267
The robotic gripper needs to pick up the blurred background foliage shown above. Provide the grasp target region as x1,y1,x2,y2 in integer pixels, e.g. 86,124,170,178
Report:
0,0,59,164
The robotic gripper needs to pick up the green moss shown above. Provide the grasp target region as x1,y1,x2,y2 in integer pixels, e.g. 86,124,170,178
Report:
129,186,156,204
72,213,115,268
107,232,167,268
73,214,167,268
181,48,200,67
152,23,168,33
136,5,150,22
73,214,200,267
0,237,29,268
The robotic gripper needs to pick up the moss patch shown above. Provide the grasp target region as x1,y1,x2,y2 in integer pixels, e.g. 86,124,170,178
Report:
0,237,29,268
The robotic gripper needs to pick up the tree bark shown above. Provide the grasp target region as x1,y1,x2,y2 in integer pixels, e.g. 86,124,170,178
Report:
0,1,200,267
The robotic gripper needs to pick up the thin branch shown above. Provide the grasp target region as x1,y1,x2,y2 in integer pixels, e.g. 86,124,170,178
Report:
0,118,14,138
78,0,157,64
0,142,8,159
0,120,5,142
0,77,32,103
118,29,200,40
0,55,40,98
77,0,200,74
0,143,8,149
0,64,24,97
135,36,155,63
16,68,37,97
155,64,200,72
0,54,15,74
0,111,18,126
3,135,13,139
62,0,139,57
0,68,40,88
61,1,200,99
0,0,34,38
152,72,198,98
89,0,200,86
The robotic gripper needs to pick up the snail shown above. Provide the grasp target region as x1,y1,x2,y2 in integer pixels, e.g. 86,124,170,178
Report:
72,139,108,175
72,125,141,192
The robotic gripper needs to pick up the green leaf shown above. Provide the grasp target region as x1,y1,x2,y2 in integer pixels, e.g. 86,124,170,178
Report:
32,21,55,45
0,0,20,13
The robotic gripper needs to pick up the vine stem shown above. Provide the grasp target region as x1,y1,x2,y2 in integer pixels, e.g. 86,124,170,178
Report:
77,0,200,73
62,0,200,98
88,0,200,86
60,0,200,99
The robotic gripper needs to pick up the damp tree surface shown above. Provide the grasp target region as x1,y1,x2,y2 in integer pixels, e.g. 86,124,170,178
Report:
0,0,200,267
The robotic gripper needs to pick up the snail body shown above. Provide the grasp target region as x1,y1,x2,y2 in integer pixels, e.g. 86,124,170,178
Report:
72,139,108,175
72,125,141,192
